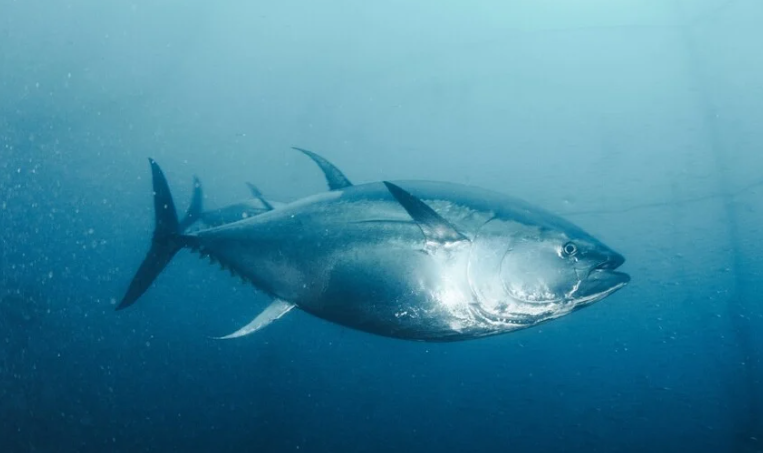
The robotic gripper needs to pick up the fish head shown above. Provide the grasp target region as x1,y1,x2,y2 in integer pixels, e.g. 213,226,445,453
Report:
468,218,629,329
500,228,629,305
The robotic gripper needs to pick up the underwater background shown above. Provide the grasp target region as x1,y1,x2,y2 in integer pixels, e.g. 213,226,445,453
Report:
1,1,762,452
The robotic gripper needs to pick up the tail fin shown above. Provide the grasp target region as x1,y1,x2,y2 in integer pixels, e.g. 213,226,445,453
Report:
117,158,185,310
179,175,204,231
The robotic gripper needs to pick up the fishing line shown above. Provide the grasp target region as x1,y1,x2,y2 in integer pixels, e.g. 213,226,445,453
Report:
563,176,763,218
672,0,760,448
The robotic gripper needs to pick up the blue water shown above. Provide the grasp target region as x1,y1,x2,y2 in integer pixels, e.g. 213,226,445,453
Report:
2,1,762,452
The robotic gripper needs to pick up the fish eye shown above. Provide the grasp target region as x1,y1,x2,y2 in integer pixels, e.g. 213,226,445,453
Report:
562,242,578,257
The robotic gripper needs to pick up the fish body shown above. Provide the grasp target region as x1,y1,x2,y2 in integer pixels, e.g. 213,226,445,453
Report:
118,158,629,342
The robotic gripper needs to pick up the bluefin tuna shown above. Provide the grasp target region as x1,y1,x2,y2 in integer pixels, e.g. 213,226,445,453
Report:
118,155,629,341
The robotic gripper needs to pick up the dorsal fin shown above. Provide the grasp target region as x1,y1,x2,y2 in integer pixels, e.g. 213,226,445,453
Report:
245,182,274,210
382,181,467,244
292,147,353,190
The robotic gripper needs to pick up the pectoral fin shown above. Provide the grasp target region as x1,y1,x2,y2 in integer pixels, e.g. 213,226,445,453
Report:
383,181,467,244
213,299,295,340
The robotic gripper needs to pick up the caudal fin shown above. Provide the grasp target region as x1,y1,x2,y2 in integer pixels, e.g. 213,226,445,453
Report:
117,158,185,310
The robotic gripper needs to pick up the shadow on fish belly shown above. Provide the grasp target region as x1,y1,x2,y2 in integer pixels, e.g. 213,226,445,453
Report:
117,156,630,342
298,304,507,342
293,263,629,342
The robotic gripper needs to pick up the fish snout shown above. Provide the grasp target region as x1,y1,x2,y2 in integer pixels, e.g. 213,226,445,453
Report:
596,251,625,271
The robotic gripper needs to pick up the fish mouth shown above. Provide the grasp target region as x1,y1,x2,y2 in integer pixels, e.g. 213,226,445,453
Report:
574,253,630,304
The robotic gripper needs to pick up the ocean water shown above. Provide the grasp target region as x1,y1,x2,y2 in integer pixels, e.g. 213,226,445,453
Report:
1,1,762,452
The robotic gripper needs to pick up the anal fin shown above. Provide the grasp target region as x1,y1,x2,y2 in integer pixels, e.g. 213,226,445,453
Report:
213,299,295,340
